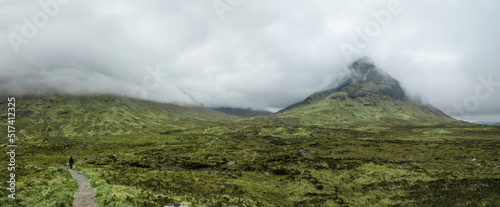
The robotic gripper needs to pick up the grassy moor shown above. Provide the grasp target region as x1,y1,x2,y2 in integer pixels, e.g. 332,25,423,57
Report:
1,58,499,206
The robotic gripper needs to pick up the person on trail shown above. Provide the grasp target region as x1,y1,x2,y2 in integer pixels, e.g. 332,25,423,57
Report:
69,156,74,169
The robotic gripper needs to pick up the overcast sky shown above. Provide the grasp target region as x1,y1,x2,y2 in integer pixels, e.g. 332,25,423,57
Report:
1,0,499,122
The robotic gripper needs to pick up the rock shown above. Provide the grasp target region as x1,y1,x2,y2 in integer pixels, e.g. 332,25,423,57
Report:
164,204,189,207
299,148,314,157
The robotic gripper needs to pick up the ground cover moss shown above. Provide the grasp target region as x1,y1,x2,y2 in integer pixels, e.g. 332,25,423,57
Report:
2,124,493,206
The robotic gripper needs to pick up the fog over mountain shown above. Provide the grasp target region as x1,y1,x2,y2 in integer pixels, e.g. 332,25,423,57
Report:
1,0,499,122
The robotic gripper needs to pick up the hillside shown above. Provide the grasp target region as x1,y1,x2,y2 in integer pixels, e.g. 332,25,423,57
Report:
0,94,236,140
259,57,462,126
1,75,498,207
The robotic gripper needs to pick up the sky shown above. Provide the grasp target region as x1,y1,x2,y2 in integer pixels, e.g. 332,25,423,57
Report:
1,0,499,122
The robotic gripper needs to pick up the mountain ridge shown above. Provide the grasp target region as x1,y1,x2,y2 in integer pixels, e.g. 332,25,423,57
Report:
274,57,461,126
2,57,464,132
0,94,237,140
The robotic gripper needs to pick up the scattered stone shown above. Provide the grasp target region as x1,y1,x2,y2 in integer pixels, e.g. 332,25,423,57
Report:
164,204,188,207
146,157,155,165
299,148,315,157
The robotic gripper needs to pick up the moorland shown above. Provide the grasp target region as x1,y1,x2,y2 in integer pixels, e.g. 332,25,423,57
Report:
0,94,499,206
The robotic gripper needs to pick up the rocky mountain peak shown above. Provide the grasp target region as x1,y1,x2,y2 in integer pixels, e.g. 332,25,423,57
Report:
347,57,395,84
350,56,376,73
326,57,408,102
277,57,458,125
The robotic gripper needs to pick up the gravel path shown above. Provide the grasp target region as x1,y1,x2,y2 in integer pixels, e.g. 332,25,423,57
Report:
69,168,97,207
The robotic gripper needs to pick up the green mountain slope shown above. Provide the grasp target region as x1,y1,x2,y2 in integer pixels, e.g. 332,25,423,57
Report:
0,94,237,140
265,57,461,126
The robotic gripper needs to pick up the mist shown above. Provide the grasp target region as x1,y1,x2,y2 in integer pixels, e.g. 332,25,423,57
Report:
1,0,499,121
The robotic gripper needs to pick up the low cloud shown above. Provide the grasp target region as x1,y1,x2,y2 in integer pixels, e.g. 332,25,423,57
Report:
1,0,499,121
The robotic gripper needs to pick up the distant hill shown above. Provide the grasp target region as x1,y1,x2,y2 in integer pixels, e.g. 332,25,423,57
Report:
212,107,272,117
271,57,462,126
0,94,236,140
474,122,500,125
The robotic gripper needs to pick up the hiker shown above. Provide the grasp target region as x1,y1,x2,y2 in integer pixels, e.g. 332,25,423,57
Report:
69,156,74,169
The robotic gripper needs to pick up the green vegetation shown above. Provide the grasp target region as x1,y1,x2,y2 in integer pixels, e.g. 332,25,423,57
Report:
273,57,461,127
0,95,499,206
0,165,77,206
0,94,236,140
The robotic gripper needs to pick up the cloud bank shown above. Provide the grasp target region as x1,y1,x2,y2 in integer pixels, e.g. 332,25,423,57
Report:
1,0,499,122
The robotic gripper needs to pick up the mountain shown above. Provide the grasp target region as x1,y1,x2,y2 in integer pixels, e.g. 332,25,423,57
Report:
474,122,500,125
212,107,272,117
0,94,236,140
275,57,460,126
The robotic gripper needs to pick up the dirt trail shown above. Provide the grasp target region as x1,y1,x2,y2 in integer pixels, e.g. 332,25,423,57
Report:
69,168,97,207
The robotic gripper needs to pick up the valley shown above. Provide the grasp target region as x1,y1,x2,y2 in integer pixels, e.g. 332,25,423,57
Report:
1,58,499,206
1,118,499,206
